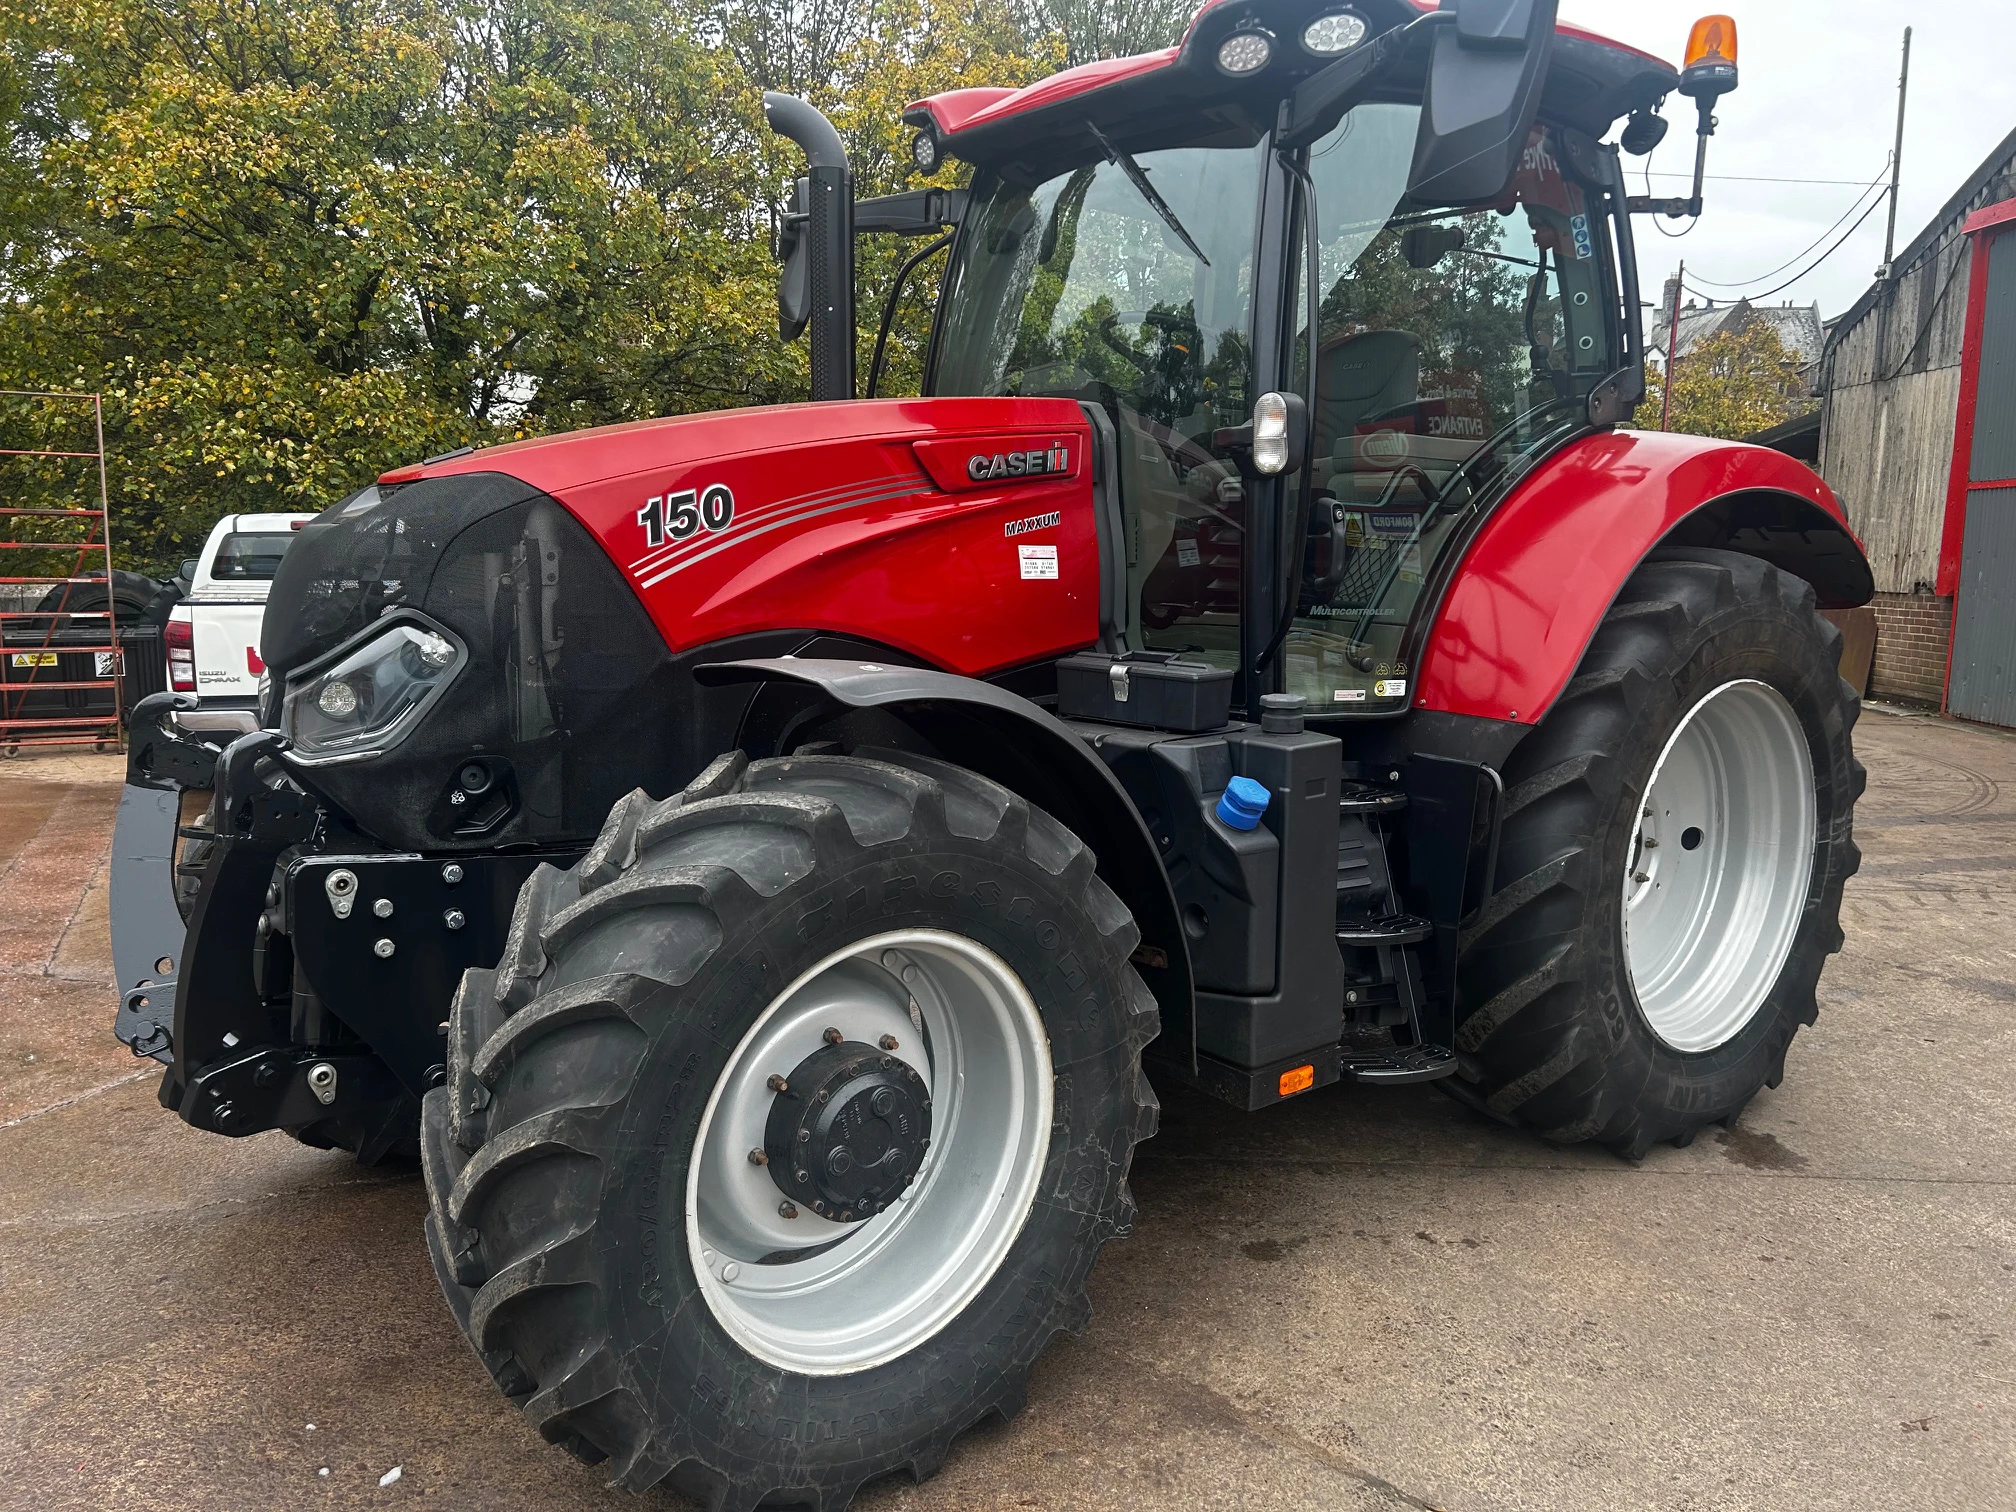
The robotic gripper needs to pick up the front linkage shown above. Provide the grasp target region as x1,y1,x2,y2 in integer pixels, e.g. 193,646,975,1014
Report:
113,692,581,1160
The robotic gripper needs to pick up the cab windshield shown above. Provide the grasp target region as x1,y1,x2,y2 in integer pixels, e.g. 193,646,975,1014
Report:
933,106,1616,707
933,140,1265,661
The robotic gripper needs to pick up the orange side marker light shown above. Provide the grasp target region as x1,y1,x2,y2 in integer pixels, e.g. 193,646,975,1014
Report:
1279,1064,1315,1097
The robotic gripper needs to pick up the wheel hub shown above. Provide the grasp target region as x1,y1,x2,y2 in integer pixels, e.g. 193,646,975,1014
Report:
764,1041,931,1221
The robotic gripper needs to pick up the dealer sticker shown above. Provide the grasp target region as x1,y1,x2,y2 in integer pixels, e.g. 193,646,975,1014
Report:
1018,544,1058,580
1333,688,1367,703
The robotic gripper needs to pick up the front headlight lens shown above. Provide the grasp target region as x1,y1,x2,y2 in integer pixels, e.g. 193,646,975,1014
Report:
316,679,359,718
282,620,466,764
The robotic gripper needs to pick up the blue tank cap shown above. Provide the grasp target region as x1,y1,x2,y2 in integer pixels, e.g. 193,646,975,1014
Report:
1216,776,1271,831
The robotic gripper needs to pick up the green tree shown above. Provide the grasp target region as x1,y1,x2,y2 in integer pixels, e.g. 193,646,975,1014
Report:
1016,0,1193,68
1646,318,1812,441
0,0,1047,571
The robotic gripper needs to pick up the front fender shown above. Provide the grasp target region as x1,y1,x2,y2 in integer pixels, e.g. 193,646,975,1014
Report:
695,657,1194,1068
1417,430,1873,725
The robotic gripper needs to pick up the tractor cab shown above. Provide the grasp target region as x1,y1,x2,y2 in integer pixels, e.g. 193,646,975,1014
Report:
776,0,1726,715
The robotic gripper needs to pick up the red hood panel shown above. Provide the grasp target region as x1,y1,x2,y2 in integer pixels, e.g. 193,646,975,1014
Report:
398,398,1100,677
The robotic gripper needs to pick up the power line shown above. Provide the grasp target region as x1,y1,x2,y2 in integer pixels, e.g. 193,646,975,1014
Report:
1680,182,1892,306
1687,167,1891,289
1641,171,1885,186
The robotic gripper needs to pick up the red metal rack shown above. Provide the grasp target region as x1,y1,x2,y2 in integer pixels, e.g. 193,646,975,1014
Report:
0,391,123,750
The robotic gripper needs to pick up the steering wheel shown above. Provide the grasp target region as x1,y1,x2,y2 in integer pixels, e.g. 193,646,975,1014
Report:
1096,310,1200,374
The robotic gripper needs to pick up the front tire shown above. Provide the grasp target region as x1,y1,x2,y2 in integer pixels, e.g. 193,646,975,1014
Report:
421,749,1157,1508
1452,549,1863,1157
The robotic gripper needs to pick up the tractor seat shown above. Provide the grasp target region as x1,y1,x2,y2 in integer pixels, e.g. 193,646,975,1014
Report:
1312,330,1421,487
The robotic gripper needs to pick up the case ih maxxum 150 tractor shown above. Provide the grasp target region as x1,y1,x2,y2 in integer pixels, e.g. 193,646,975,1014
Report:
111,3,1869,1505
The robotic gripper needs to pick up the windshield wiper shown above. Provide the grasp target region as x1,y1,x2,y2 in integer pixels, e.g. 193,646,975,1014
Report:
1087,122,1210,268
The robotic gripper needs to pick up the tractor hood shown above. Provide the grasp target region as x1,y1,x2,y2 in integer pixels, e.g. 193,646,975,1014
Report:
261,398,1103,852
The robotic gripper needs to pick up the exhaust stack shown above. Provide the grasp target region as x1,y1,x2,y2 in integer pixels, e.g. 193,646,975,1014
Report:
765,93,856,402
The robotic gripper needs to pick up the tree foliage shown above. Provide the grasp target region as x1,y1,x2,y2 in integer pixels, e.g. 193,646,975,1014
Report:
0,0,1049,570
1645,318,1813,442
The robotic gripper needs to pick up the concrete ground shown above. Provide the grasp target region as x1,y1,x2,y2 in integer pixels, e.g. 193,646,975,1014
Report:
1,710,2010,1512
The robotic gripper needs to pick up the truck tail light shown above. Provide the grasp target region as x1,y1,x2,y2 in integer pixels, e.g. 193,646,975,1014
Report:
165,616,195,692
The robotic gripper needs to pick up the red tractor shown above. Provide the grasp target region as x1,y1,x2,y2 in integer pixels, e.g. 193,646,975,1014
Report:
111,3,1866,1506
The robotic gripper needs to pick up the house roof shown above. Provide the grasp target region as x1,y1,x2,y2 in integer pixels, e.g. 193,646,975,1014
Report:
1646,299,1826,367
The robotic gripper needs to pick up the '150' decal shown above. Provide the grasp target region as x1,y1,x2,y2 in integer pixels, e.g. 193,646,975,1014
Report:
638,484,735,547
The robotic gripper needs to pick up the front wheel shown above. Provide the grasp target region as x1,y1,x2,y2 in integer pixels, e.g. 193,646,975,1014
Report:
421,749,1157,1509
1452,549,1863,1157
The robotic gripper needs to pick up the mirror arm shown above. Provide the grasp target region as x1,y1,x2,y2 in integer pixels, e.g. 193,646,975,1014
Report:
855,188,969,236
1277,11,1452,151
865,232,953,399
1625,94,1722,219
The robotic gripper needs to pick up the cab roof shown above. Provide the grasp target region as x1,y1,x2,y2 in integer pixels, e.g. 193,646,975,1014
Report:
906,0,1677,175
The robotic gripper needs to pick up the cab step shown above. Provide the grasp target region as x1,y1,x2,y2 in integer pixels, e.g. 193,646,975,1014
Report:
1340,1043,1458,1085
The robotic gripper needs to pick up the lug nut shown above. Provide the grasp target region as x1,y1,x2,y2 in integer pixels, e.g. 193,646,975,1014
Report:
797,1128,810,1143
443,908,466,930
822,1026,843,1045
373,898,394,918
767,1074,789,1093
778,1201,798,1219
373,938,395,959
747,1148,768,1166
879,1034,900,1050
442,863,464,884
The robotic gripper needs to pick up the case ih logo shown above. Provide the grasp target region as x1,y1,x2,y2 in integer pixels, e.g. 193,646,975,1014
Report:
968,445,1068,482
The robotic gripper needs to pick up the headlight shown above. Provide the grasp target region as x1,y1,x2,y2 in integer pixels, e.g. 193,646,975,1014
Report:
281,619,465,765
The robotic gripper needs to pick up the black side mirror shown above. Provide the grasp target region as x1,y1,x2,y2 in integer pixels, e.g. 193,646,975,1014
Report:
1407,0,1559,206
776,175,812,342
1402,224,1467,268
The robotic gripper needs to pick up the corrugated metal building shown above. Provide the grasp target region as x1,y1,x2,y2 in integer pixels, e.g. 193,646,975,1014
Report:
1818,124,2016,710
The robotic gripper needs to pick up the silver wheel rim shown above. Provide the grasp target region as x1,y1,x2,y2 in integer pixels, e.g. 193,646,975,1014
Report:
1622,679,1816,1054
686,928,1053,1374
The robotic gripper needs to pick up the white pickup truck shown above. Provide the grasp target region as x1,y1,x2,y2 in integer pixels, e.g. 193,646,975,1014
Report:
165,512,316,712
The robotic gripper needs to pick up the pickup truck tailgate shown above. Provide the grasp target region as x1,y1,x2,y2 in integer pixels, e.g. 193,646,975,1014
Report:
190,600,267,700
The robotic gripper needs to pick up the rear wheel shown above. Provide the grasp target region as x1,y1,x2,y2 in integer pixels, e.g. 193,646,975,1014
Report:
421,749,1156,1508
1451,549,1863,1156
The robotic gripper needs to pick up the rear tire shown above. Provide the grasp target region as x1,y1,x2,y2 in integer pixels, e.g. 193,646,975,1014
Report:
421,749,1156,1508
1451,549,1863,1157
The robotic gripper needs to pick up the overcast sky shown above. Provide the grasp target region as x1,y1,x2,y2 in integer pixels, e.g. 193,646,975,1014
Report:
1556,0,2016,321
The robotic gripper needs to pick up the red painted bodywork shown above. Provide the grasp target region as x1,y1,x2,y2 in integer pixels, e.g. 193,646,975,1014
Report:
385,399,1099,677
1938,201,2016,599
1416,431,1857,725
1938,200,2016,708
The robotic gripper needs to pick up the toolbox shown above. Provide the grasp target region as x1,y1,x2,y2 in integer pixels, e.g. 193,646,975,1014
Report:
1055,650,1234,732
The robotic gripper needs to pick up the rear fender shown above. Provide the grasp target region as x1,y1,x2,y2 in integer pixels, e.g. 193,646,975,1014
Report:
1417,431,1873,725
695,658,1194,1067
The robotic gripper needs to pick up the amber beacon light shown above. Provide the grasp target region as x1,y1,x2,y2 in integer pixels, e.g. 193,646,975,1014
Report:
1680,15,1739,100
